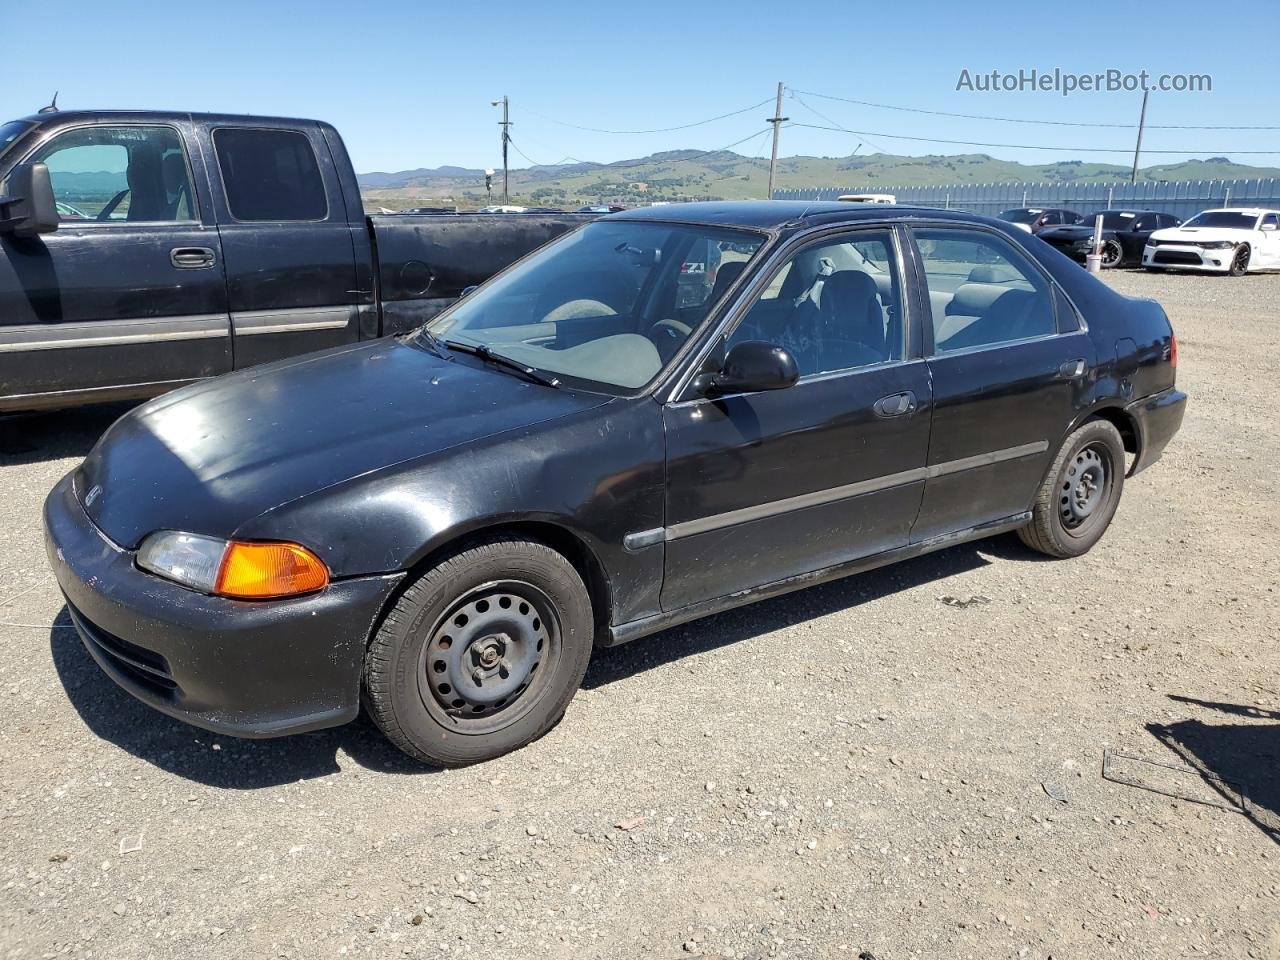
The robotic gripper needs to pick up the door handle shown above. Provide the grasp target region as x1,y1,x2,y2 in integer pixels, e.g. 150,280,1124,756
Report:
170,247,216,269
873,391,917,418
1058,358,1088,379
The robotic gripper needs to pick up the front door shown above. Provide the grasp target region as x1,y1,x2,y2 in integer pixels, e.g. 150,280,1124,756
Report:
0,122,230,408
908,225,1096,542
661,227,932,611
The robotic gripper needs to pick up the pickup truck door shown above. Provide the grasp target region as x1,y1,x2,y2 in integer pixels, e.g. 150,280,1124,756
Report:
0,120,231,410
197,122,362,369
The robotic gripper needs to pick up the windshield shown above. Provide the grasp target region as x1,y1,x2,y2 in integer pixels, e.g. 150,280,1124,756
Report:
425,219,766,393
1181,211,1259,230
998,209,1041,224
0,120,33,163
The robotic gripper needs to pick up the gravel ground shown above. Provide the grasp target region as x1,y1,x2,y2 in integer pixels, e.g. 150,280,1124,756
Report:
1,270,1277,960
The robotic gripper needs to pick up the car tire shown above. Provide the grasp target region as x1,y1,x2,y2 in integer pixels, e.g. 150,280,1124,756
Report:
1228,244,1250,277
363,536,594,766
1101,239,1124,268
1018,419,1125,559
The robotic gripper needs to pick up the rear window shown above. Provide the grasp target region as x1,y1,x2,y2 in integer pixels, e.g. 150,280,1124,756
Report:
213,128,327,222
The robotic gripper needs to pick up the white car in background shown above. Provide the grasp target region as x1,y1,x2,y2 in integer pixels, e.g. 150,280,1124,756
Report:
1143,208,1280,276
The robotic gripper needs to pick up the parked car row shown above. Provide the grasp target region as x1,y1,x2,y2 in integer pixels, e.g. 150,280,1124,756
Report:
996,205,1280,275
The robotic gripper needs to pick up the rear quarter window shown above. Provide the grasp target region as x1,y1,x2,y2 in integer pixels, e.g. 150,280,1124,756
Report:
213,128,328,222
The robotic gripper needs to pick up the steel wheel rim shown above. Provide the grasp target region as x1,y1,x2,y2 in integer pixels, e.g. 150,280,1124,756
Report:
1059,443,1112,534
417,579,561,734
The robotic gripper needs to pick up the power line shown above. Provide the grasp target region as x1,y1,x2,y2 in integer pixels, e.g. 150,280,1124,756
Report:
789,91,895,153
793,88,1280,131
522,97,774,135
788,121,1280,155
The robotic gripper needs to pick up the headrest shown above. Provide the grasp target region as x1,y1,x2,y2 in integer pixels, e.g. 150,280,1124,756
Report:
709,261,747,304
820,270,879,311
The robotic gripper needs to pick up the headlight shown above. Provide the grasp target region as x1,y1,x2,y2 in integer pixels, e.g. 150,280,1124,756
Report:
1201,240,1235,250
137,531,329,599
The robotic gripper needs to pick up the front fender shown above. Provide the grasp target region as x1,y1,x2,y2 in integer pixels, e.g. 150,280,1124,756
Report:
234,398,668,626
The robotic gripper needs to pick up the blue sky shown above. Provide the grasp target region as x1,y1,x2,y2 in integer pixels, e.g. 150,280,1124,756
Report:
5,0,1277,173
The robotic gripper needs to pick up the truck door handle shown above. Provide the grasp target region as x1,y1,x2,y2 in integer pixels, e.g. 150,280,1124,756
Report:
873,391,917,418
1058,358,1088,379
170,247,216,269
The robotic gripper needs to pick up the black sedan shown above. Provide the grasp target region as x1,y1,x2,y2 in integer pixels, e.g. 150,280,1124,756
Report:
44,202,1187,766
1039,210,1182,268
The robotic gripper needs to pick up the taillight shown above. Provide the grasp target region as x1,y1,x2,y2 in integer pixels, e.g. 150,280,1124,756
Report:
1170,334,1178,368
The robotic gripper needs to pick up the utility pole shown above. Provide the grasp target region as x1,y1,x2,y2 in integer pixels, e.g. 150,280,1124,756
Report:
766,82,788,200
492,95,511,203
1130,90,1149,184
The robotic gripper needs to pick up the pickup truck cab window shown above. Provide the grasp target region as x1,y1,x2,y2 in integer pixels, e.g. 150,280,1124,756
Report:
914,228,1056,353
212,128,327,222
0,120,31,162
427,219,764,393
25,125,195,222
725,230,904,378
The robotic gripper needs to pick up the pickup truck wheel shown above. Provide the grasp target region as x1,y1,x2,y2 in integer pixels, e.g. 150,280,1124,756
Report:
364,537,593,766
1018,419,1125,558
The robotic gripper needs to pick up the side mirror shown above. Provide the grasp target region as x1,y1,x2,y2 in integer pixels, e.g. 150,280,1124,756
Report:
1261,222,1277,233
0,162,59,237
698,340,798,397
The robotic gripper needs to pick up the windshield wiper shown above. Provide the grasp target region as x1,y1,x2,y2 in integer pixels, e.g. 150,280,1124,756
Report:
443,340,561,388
410,328,452,361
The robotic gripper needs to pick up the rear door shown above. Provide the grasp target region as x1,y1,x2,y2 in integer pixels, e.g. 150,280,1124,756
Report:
0,120,230,408
199,122,361,368
908,225,1095,542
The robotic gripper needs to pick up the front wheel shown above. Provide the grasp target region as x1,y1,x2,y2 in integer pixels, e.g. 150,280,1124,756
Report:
1228,244,1251,277
363,537,594,766
1100,239,1124,268
1018,419,1125,558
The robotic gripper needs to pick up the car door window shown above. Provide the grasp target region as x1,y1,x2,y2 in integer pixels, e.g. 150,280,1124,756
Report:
23,125,195,222
725,230,904,378
213,128,328,222
914,228,1056,353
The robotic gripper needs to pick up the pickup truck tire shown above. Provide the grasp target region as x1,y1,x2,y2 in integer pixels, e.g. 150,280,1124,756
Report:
363,536,593,766
1018,419,1125,558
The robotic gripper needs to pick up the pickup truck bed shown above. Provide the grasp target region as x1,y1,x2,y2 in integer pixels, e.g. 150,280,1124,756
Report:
0,110,592,412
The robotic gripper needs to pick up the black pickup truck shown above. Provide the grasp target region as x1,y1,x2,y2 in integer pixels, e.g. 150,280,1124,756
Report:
0,110,592,412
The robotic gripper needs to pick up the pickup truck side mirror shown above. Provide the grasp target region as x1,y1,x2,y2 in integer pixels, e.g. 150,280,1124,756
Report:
0,162,59,237
696,340,799,397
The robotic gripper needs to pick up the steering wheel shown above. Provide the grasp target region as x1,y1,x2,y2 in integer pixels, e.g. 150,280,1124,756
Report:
97,188,130,221
646,318,693,363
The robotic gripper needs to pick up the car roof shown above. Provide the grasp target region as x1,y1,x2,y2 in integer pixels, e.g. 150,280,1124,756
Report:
14,108,325,127
609,200,987,231
1194,207,1276,216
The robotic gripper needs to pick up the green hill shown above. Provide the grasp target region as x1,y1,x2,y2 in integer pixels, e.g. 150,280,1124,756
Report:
359,151,1280,210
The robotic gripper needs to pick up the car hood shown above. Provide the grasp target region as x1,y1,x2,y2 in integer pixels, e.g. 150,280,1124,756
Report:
75,337,610,548
1038,225,1100,242
1149,226,1249,243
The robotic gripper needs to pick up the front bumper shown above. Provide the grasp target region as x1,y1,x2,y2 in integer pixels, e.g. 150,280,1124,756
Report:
43,473,404,738
1126,387,1187,476
1142,244,1234,272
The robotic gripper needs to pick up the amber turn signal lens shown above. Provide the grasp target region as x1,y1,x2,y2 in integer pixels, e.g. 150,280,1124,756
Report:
214,541,329,599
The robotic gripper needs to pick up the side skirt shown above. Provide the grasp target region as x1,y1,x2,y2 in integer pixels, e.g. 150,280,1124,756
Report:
602,512,1032,648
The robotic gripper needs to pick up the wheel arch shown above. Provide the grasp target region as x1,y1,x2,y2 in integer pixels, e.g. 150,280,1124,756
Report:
373,517,615,648
1076,404,1141,476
